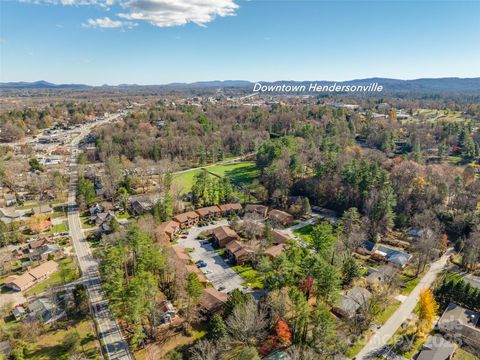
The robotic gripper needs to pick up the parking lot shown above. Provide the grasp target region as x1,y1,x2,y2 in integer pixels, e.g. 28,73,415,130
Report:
178,220,247,293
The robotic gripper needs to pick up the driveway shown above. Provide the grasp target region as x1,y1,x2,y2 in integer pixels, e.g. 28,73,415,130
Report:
178,220,247,294
355,248,454,359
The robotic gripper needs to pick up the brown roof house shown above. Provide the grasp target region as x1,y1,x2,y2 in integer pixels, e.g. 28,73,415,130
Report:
245,204,269,218
225,240,255,265
173,211,199,228
212,225,239,247
200,287,228,314
268,209,294,226
263,244,286,259
272,229,291,245
218,203,242,216
195,206,222,220
156,220,181,243
5,260,58,292
437,303,480,352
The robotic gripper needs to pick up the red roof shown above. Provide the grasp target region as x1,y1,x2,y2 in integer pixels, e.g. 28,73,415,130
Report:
30,219,53,232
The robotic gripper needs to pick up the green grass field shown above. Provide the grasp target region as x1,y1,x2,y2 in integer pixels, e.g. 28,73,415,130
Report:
207,162,259,186
172,161,259,194
293,224,315,244
232,264,264,289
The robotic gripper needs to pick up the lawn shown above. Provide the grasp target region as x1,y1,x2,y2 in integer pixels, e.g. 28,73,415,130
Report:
49,222,69,234
25,317,100,360
375,299,402,325
232,264,264,289
207,162,259,187
26,257,79,296
453,347,479,360
172,169,205,194
399,274,420,295
172,161,260,195
293,224,315,244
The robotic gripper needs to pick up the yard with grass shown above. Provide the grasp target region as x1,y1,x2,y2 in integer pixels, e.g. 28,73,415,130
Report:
25,317,100,360
172,161,259,195
293,224,315,244
375,299,402,324
399,274,420,295
207,161,259,187
26,257,79,296
232,264,264,289
453,347,479,360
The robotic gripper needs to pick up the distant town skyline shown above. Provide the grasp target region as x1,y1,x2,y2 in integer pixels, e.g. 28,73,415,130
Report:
1,0,479,85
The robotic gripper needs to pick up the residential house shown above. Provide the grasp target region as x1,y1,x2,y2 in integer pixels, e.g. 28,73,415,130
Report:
212,225,239,247
89,203,104,216
268,209,294,226
375,245,413,268
157,300,176,324
245,204,269,218
29,218,53,233
200,287,228,314
91,211,115,225
173,211,199,228
27,298,66,324
30,204,54,215
263,244,286,259
156,220,181,243
172,245,191,263
195,206,222,221
417,335,456,360
272,229,290,245
29,243,62,261
28,238,52,250
0,207,21,220
4,260,58,292
225,240,255,265
333,287,372,319
437,303,480,352
218,203,242,216
12,306,25,320
356,240,376,255
365,265,398,286
4,193,17,207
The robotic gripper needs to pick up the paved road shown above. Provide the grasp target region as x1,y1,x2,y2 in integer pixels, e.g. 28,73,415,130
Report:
178,220,246,293
67,114,134,360
355,248,453,359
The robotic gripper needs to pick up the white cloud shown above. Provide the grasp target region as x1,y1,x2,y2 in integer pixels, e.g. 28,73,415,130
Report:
18,0,239,28
82,16,136,28
117,0,239,27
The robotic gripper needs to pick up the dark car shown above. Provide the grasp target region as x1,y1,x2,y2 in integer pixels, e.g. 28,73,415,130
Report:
196,260,207,268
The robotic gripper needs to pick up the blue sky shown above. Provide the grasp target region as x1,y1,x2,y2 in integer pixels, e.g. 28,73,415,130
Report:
1,0,479,85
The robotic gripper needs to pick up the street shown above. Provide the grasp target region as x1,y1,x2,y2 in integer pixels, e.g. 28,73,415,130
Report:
67,114,133,360
355,248,453,359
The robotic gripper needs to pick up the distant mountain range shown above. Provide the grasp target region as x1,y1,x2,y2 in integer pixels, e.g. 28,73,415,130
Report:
1,78,480,92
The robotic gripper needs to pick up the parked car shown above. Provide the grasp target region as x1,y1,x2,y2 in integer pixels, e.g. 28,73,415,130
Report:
196,260,207,268
181,235,188,239
218,285,226,291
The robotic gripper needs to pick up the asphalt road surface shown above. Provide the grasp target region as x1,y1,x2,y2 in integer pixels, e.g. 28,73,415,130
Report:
67,115,134,360
355,248,453,359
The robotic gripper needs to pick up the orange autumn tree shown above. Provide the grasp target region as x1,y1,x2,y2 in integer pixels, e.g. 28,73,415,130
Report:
418,288,438,336
275,321,291,345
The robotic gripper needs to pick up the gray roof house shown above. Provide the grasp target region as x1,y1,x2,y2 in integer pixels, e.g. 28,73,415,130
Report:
27,298,66,324
333,287,372,318
416,335,456,360
437,303,480,352
376,245,413,268
365,265,398,285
